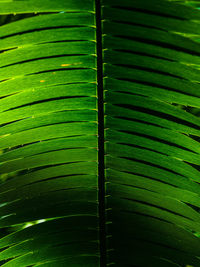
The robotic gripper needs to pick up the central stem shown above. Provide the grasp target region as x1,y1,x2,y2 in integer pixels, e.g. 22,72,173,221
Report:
95,0,106,266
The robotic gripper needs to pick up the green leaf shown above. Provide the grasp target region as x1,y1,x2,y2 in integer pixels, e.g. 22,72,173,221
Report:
0,1,99,266
103,0,200,266
1,0,200,266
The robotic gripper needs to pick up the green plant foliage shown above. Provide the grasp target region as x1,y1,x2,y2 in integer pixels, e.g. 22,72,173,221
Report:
103,0,200,266
0,0,200,266
0,1,99,266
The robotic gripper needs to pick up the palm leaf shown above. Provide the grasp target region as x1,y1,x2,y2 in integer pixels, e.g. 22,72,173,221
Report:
0,1,99,266
1,0,200,266
103,0,200,266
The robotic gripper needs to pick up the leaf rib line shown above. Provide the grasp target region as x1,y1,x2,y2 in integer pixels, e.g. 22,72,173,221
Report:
96,0,107,266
